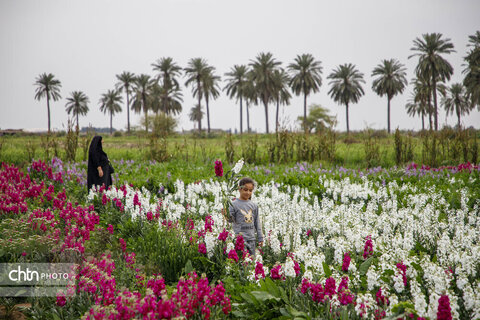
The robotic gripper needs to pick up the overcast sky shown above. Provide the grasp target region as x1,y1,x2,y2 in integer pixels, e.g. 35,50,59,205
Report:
1,0,479,133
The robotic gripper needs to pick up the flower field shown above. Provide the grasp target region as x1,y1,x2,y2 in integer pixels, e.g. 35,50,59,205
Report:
1,158,479,319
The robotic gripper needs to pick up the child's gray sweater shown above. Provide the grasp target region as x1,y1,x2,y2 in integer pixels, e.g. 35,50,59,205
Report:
229,199,264,243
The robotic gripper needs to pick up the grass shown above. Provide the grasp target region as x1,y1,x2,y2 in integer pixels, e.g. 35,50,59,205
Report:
0,128,478,168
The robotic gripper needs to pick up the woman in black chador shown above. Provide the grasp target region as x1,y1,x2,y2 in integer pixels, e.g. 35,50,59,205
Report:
87,136,112,191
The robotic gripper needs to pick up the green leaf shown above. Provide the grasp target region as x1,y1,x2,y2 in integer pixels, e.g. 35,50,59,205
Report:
251,291,280,302
323,262,332,277
264,277,281,298
184,259,193,274
359,257,373,276
240,292,260,307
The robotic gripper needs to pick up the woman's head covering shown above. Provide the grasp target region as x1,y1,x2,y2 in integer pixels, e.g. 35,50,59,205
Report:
89,136,103,154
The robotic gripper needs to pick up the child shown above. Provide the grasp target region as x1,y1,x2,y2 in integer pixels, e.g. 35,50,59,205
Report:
228,177,263,257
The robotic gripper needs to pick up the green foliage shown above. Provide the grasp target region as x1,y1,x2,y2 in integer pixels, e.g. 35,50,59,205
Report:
296,104,335,133
363,128,381,168
64,120,79,162
225,133,235,163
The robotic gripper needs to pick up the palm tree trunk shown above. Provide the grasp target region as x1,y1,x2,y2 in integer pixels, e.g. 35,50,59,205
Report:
432,79,438,131
275,98,279,134
428,95,433,131
246,101,250,133
304,93,308,134
76,113,79,130
387,96,391,134
110,113,113,135
205,96,211,134
143,95,148,133
421,114,425,131
239,96,243,134
346,103,350,134
126,90,131,133
263,95,269,134
457,108,461,130
47,92,51,133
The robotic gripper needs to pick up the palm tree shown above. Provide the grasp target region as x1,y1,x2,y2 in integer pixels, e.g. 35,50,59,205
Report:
371,59,408,133
34,73,62,133
442,83,472,129
131,74,153,132
65,91,89,129
327,63,365,134
152,57,182,90
224,65,249,134
150,83,183,116
184,58,209,132
410,33,455,131
249,52,282,133
272,68,291,133
115,71,136,133
99,90,123,135
405,93,428,131
189,104,204,132
288,54,323,133
463,31,480,108
202,66,221,133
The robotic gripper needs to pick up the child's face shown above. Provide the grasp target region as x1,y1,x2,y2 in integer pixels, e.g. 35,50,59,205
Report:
239,183,254,200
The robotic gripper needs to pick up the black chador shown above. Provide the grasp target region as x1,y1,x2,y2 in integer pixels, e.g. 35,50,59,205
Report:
87,136,112,191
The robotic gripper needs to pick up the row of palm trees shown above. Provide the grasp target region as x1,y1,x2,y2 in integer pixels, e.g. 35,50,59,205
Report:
34,31,480,135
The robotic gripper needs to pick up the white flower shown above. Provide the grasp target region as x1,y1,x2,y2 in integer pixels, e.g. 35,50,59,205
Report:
283,256,296,278
232,158,244,174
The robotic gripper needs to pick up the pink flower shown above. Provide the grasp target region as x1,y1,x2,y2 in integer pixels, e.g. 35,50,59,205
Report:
235,234,245,252
363,235,373,259
107,224,114,234
376,288,389,306
227,249,239,262
342,252,351,272
255,262,265,280
324,277,336,298
198,243,207,255
56,293,66,306
270,264,284,280
300,278,311,294
146,211,153,221
437,295,452,320
218,228,229,242
396,261,408,286
204,215,214,232
214,160,223,177
119,238,127,252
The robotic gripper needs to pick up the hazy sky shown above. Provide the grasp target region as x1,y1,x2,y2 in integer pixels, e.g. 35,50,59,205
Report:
1,0,479,133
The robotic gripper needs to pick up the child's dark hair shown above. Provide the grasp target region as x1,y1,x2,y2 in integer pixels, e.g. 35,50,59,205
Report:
238,177,255,189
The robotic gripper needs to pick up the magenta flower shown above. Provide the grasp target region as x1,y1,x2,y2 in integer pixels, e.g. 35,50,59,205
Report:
107,224,114,234
198,242,207,255
227,249,239,262
56,293,66,307
119,238,127,253
376,288,389,306
235,234,245,251
437,295,453,320
270,264,284,280
214,160,223,177
342,252,351,272
363,235,373,259
255,262,265,280
218,228,229,242
396,261,408,286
